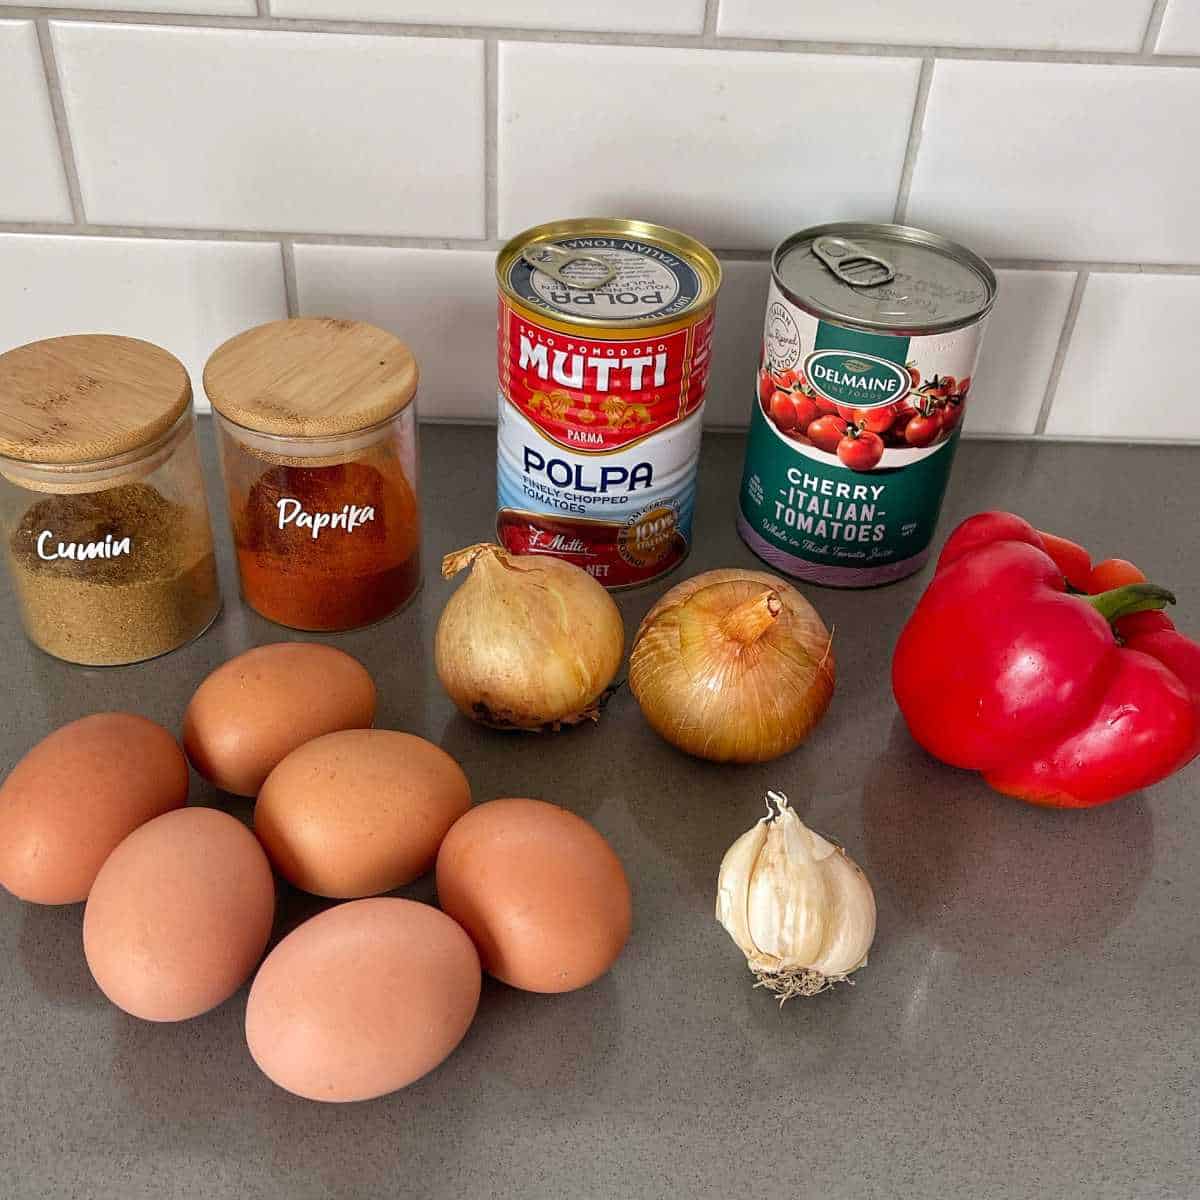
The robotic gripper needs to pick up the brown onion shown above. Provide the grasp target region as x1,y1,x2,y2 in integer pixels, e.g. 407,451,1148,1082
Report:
629,568,834,763
435,543,624,731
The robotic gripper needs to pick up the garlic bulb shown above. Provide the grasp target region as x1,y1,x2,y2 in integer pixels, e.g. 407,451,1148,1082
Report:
717,792,876,1001
629,568,834,763
435,543,624,731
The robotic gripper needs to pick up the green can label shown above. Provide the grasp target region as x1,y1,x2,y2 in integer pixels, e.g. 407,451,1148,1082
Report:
739,279,987,586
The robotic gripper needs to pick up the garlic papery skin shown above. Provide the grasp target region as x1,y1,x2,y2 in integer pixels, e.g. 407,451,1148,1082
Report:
716,792,876,1002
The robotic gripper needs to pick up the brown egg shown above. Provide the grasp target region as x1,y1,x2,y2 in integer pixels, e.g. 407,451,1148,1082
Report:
436,798,632,993
255,730,471,899
182,642,376,796
245,898,480,1102
0,713,188,905
83,807,275,1021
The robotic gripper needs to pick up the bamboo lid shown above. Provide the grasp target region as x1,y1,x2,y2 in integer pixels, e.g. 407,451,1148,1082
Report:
203,318,418,438
0,335,191,465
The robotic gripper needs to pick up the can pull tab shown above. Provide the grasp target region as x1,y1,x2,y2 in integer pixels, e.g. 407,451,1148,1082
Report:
520,244,616,291
811,236,896,287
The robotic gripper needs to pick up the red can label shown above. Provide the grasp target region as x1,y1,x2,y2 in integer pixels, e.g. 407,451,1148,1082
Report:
499,304,711,453
496,290,714,589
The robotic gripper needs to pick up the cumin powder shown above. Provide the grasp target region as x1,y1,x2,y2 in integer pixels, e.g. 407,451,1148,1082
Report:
7,483,219,666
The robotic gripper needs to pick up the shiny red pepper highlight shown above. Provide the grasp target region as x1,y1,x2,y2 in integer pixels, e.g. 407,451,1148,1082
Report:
892,511,1200,807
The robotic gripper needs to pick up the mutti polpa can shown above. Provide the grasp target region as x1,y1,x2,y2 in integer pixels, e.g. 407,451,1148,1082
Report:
738,222,997,587
496,219,721,588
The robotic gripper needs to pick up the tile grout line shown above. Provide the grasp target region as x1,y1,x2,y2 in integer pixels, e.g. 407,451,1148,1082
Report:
892,57,933,224
280,240,299,317
2,222,1200,277
484,39,498,241
33,19,86,225
1141,0,1170,54
1033,269,1090,436
0,223,510,250
258,0,285,309
701,0,719,41
3,9,1200,67
987,257,1180,273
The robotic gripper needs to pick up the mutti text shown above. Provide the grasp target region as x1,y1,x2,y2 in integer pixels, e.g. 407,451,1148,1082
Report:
523,446,653,493
519,334,667,393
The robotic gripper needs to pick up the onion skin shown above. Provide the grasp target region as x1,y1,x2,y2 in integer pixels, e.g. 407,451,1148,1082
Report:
435,544,624,732
629,568,834,763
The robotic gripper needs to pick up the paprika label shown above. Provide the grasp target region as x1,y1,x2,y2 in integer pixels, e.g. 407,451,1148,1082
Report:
495,221,721,589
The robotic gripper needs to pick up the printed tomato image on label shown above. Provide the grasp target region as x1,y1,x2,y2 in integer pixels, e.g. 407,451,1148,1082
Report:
495,219,721,589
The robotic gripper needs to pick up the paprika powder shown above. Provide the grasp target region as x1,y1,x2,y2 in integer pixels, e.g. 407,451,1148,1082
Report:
204,318,420,632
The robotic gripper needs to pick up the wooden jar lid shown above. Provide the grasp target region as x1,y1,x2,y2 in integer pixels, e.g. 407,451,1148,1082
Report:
0,335,191,465
203,318,418,438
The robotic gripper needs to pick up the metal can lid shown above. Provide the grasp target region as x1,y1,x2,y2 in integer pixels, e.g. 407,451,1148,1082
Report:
774,222,997,335
497,218,721,330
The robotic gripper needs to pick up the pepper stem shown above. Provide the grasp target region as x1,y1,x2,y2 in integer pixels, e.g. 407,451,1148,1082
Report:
722,589,782,645
1084,582,1176,624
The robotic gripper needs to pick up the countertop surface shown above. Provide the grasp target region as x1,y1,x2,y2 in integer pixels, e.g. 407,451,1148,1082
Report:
2,421,1198,1200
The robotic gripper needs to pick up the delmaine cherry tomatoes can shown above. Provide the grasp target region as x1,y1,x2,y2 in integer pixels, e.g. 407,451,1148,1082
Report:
738,222,997,586
496,219,721,588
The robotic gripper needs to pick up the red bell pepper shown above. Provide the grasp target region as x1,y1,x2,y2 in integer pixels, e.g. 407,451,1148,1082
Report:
892,511,1200,807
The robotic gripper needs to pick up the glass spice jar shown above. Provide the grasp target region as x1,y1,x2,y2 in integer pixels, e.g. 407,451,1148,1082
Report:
203,318,421,632
0,335,221,666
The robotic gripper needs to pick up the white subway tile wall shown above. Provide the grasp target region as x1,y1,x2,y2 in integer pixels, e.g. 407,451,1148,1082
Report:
0,0,255,11
704,260,772,429
1158,1,1200,54
905,61,1200,264
1047,273,1200,441
717,0,1155,52
965,269,1078,437
498,43,921,248
293,244,498,422
0,22,72,223
0,234,286,384
269,0,707,34
0,2,1195,442
51,23,486,237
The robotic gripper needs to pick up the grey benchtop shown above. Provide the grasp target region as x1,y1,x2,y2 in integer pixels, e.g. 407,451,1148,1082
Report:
2,421,1198,1200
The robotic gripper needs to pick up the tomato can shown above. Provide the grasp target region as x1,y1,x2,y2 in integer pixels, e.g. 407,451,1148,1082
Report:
738,222,997,587
496,218,721,588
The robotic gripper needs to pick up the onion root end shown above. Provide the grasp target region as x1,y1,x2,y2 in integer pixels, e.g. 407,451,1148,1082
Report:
467,683,620,733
